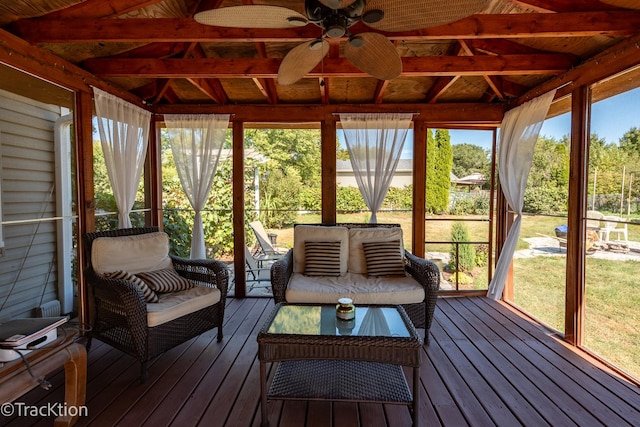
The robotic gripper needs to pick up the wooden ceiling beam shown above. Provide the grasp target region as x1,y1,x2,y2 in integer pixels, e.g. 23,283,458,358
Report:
85,54,575,78
252,38,278,104
320,78,329,104
464,39,550,56
252,78,277,104
373,80,389,104
424,76,459,103
112,42,193,59
187,77,229,104
152,103,505,125
14,12,640,43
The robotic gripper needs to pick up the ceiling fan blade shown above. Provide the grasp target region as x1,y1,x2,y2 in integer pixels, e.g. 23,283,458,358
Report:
599,0,640,9
318,0,358,9
194,6,308,28
363,0,489,31
278,40,329,86
344,33,401,81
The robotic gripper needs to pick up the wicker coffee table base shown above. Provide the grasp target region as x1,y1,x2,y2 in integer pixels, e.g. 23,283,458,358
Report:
270,359,413,403
260,359,419,426
258,304,422,426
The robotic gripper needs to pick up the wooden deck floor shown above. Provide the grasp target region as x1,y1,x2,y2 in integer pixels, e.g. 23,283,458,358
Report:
8,296,640,426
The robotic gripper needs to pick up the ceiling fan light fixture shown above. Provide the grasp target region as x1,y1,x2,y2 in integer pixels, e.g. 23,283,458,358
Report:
348,35,365,48
362,9,384,24
287,17,309,27
309,39,325,50
324,14,348,37
323,0,344,8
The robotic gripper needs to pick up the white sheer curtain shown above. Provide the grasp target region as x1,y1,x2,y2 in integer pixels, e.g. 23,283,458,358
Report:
164,114,230,259
487,90,557,300
93,87,151,229
340,113,412,223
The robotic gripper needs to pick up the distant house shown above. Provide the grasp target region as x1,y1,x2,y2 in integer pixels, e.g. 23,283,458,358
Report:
452,172,487,190
336,159,413,188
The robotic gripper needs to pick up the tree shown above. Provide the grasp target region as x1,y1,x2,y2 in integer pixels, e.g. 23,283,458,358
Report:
244,129,321,186
451,143,490,179
426,129,453,213
450,222,475,272
619,126,640,155
523,135,570,214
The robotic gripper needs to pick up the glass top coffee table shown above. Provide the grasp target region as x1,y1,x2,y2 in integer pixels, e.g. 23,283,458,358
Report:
257,303,423,426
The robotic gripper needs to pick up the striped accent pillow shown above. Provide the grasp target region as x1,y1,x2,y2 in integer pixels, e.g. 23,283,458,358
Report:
135,268,195,293
362,240,406,277
105,270,159,303
304,241,342,276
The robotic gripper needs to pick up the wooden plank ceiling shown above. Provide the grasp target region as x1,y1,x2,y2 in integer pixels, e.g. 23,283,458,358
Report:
1,0,639,112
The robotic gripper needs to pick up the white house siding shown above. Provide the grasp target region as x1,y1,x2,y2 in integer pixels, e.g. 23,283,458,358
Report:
336,159,413,188
0,89,62,320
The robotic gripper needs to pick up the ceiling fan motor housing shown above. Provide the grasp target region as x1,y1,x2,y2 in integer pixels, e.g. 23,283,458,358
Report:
306,0,365,37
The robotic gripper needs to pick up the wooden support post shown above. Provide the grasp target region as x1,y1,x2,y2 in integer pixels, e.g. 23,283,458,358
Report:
74,90,94,329
232,121,246,298
145,116,163,228
565,86,590,345
412,121,427,257
321,117,337,224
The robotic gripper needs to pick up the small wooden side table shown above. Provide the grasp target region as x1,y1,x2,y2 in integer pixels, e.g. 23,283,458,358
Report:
0,330,87,427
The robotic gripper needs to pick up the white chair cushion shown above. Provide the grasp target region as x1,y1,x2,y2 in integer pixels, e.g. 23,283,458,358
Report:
285,272,424,305
293,226,349,274
92,232,173,275
348,227,404,274
147,285,221,327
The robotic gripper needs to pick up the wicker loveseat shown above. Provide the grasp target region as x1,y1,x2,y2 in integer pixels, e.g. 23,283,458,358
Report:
84,227,229,381
270,223,439,339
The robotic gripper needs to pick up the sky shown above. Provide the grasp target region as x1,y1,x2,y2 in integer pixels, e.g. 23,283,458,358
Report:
448,87,640,151
337,88,640,159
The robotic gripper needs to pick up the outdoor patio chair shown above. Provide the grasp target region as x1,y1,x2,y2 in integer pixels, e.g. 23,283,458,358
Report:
83,227,229,381
244,246,272,292
601,216,628,242
249,220,288,258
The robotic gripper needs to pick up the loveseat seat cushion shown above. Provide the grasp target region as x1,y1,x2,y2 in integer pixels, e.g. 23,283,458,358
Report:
91,231,173,275
146,285,221,327
293,225,349,275
285,272,424,305
348,227,404,274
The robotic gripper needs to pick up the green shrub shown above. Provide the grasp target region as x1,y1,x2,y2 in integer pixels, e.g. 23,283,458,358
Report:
299,187,321,211
450,198,475,215
449,271,473,285
523,185,567,214
450,222,475,272
473,193,490,215
475,244,488,267
337,186,367,212
383,186,412,210
260,166,302,228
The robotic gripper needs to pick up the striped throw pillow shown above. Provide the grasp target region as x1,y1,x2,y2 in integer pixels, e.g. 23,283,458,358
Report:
104,270,159,303
135,268,195,293
362,240,406,277
304,241,342,276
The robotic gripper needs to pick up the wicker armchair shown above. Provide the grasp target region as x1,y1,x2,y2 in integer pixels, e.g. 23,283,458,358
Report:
84,227,229,381
270,223,440,340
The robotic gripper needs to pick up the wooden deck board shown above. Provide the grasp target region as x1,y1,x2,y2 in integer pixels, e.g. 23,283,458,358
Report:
8,296,640,426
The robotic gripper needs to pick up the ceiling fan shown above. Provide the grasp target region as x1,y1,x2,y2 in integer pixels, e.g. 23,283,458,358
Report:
195,0,489,85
